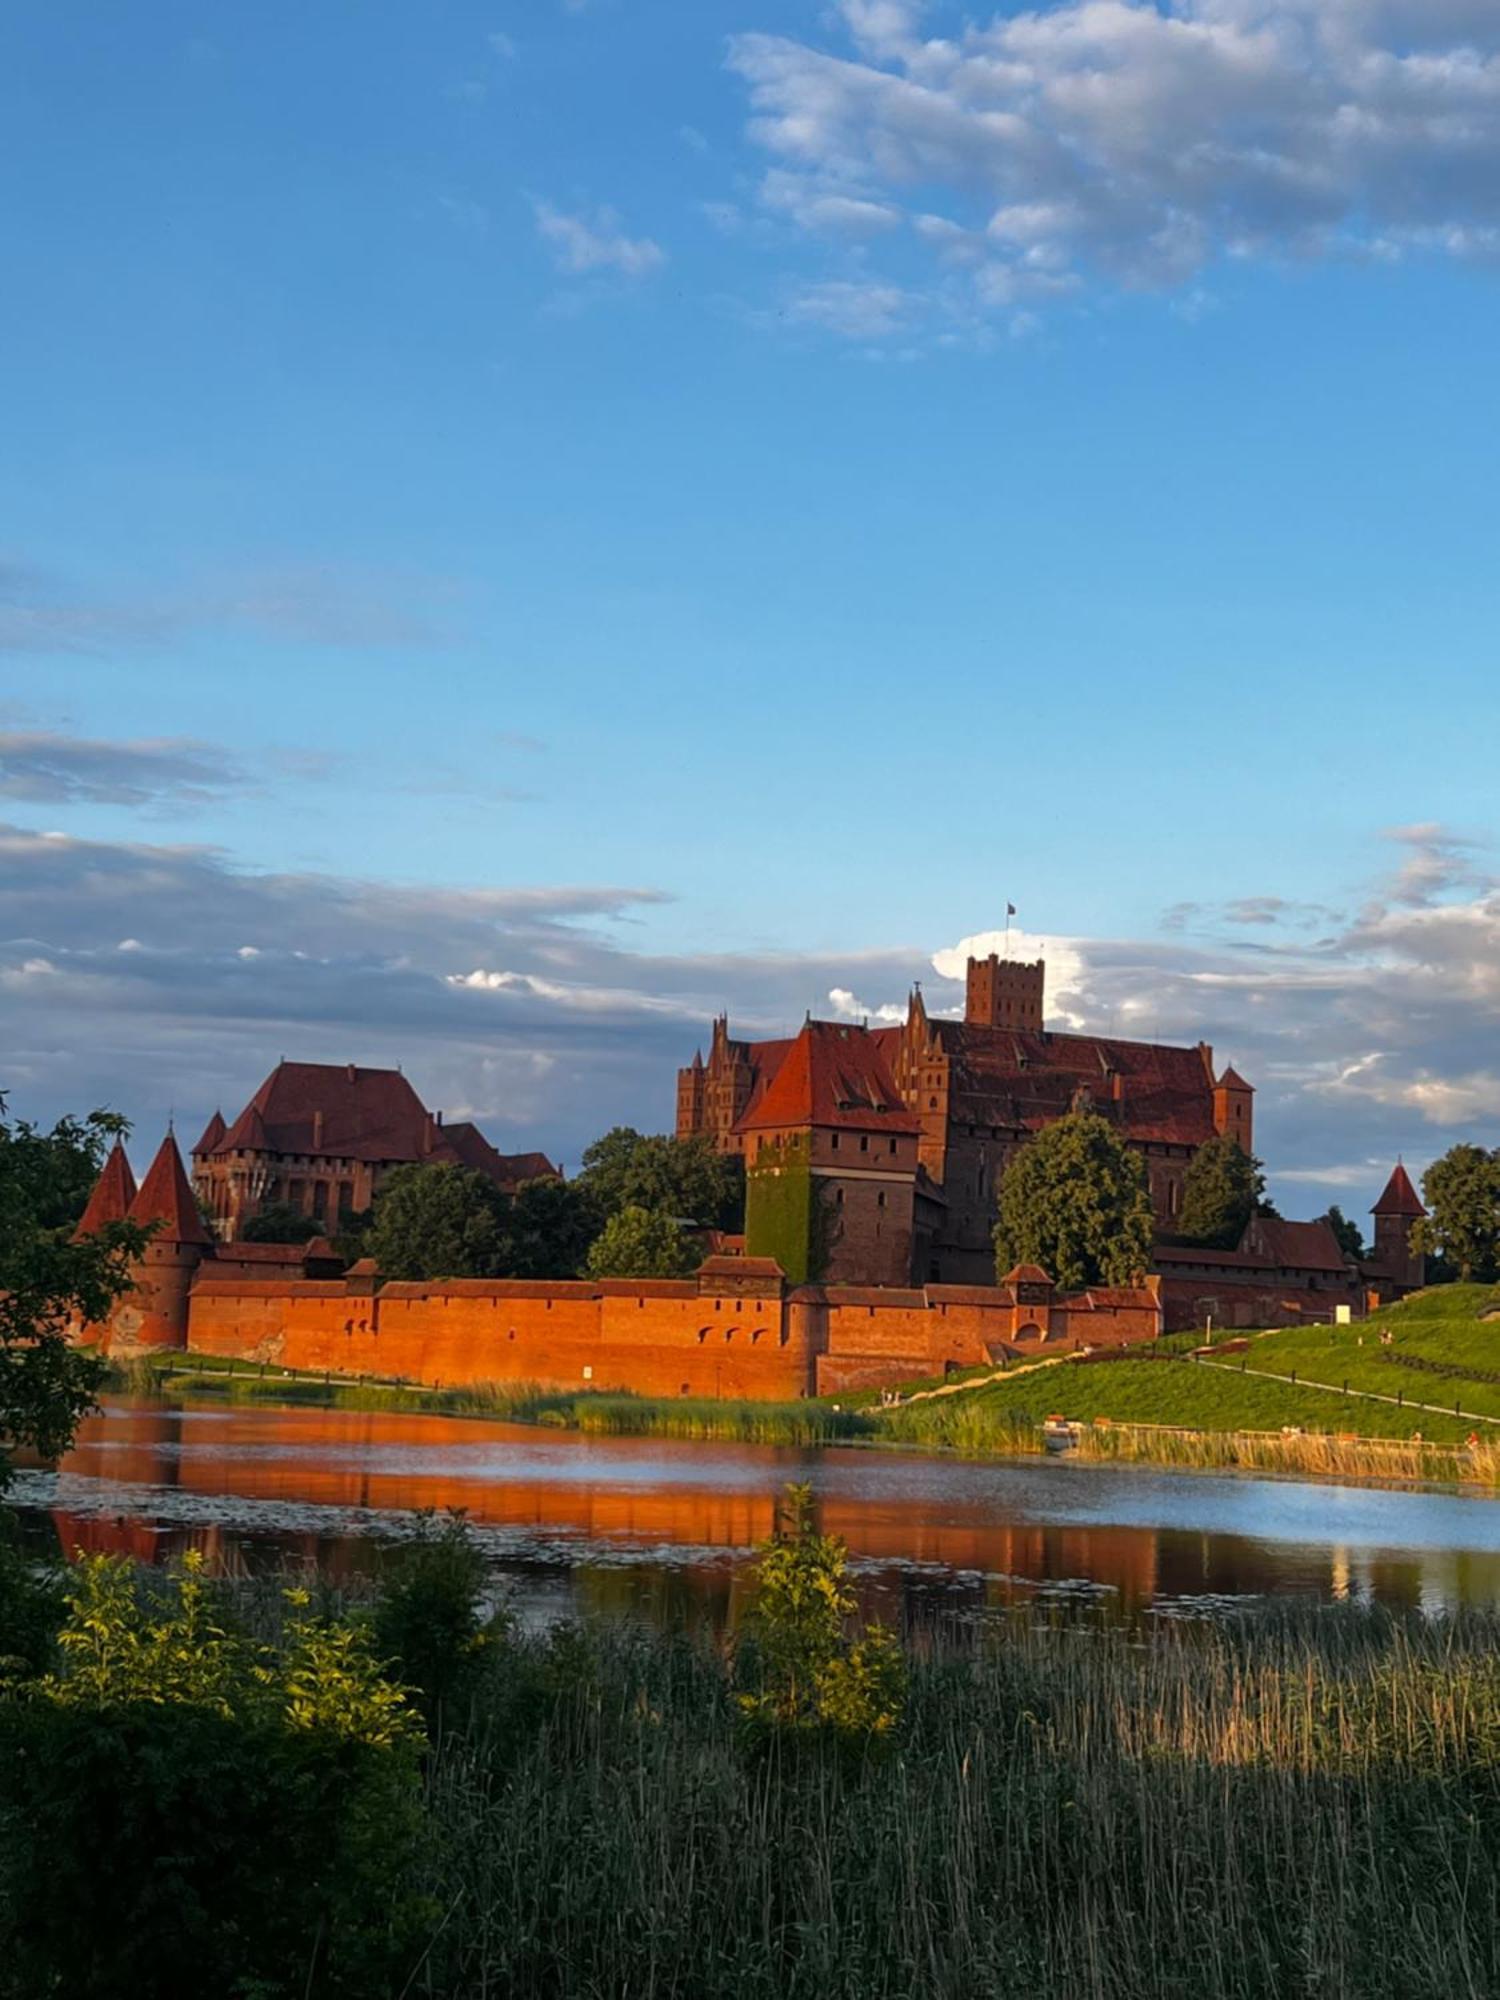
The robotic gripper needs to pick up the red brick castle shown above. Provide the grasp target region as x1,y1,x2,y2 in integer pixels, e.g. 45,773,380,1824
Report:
679,952,1253,1286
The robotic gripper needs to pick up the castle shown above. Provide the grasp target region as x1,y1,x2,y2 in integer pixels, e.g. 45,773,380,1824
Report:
680,953,1253,1286
190,1060,556,1240
67,949,1429,1393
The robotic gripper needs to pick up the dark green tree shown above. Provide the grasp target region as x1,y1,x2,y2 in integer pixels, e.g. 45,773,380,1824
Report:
241,1203,323,1245
0,1102,147,1477
992,1111,1155,1293
578,1128,743,1229
1177,1135,1268,1249
1323,1204,1365,1261
366,1163,510,1281
1413,1145,1500,1283
583,1205,702,1279
503,1176,602,1279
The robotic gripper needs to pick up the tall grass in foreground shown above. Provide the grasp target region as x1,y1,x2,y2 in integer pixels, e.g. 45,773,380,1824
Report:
411,1603,1500,1999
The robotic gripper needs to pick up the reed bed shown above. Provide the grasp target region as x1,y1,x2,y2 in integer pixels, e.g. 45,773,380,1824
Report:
408,1602,1500,1999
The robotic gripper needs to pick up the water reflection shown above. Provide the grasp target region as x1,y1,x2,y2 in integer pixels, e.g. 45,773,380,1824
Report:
14,1395,1500,1629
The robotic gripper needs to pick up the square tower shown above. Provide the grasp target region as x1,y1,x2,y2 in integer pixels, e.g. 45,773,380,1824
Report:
965,954,1045,1030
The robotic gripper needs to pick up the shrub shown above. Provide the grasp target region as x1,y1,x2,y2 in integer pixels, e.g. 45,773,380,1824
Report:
736,1483,905,1746
371,1512,503,1728
0,1553,429,1999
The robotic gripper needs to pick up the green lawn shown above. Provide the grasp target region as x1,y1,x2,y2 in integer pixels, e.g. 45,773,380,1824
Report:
881,1353,1473,1447
1231,1285,1500,1419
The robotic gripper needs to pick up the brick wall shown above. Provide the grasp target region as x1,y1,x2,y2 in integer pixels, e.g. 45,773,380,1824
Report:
104,1268,1163,1399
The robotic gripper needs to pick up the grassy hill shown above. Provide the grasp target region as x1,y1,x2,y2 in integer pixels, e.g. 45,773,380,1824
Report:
878,1286,1500,1456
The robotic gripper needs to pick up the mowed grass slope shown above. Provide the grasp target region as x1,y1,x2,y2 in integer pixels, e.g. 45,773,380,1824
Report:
1243,1285,1500,1416
882,1355,1473,1446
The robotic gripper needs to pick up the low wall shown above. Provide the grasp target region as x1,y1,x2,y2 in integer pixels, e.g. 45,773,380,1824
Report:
106,1266,1163,1399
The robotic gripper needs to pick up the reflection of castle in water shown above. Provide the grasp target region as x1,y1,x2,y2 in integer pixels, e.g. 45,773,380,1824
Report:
40,1400,1500,1628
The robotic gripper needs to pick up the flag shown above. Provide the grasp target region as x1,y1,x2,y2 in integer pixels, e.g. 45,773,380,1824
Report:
1006,902,1016,917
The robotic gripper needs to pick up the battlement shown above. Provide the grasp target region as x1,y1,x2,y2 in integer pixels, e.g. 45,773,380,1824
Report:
964,953,1045,1030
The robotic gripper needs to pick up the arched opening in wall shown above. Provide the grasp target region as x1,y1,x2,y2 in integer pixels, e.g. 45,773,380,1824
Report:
751,1327,763,1343
1015,1322,1044,1343
697,1328,710,1343
680,1383,691,1396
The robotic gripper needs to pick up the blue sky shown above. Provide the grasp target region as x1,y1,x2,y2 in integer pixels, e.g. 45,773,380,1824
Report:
4,0,1500,1205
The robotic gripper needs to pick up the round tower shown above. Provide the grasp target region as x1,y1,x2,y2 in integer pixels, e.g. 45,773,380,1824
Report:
113,1131,213,1350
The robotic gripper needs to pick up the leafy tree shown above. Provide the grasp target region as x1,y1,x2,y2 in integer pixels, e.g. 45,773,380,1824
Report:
0,1101,148,1478
241,1202,323,1244
1177,1136,1268,1249
579,1127,744,1230
1324,1204,1365,1261
736,1483,905,1744
366,1163,509,1280
993,1111,1155,1293
584,1204,702,1279
1413,1145,1500,1283
503,1175,602,1279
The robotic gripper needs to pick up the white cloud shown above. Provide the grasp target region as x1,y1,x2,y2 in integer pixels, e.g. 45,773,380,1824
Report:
533,202,666,278
785,278,914,336
725,0,1500,329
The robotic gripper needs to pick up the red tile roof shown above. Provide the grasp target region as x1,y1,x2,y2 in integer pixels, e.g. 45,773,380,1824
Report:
1216,1067,1254,1093
128,1133,212,1245
1247,1216,1350,1273
191,1109,226,1157
73,1140,138,1240
1372,1161,1426,1219
933,1021,1221,1148
208,1062,546,1187
737,1021,920,1135
1000,1263,1053,1287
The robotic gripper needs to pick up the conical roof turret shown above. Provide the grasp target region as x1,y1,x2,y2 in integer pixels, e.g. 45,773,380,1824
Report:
73,1140,138,1241
1372,1160,1426,1220
192,1108,227,1156
128,1132,212,1245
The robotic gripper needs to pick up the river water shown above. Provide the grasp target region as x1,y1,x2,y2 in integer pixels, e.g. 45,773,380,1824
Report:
12,1395,1500,1630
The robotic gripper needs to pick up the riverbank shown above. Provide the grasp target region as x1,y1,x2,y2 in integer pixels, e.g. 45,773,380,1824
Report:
104,1341,1500,1491
8,1536,1500,1999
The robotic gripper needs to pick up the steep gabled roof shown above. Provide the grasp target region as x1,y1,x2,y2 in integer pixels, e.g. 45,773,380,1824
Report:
737,1021,920,1135
932,1020,1221,1149
1372,1161,1426,1219
215,1062,431,1162
128,1133,212,1245
73,1140,138,1241
1216,1067,1254,1093
1248,1216,1349,1274
434,1122,558,1188
192,1109,226,1156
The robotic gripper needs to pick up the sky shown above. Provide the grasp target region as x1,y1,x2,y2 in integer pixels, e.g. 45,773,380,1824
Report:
3,0,1500,1208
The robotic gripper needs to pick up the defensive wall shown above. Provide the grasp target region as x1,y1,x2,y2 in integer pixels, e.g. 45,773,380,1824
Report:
92,1256,1165,1398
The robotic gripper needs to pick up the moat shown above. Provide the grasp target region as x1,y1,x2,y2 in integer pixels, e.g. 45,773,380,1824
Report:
13,1394,1500,1628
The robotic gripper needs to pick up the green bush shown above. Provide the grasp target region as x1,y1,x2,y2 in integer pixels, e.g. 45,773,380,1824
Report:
372,1512,503,1728
0,1553,429,1999
736,1483,905,1747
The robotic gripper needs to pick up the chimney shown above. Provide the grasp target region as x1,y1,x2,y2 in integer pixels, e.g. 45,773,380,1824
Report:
346,1063,357,1083
312,1110,324,1149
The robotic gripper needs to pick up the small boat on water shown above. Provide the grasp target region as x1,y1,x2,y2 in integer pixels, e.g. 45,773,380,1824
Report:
1042,1416,1081,1454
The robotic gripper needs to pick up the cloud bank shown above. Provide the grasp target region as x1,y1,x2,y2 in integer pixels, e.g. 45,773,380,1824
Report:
726,0,1500,334
3,807,1499,1202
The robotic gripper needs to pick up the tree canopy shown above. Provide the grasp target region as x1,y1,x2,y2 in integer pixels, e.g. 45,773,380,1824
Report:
503,1176,601,1280
578,1128,743,1231
0,1104,147,1475
1324,1204,1365,1261
1177,1136,1268,1249
583,1205,702,1280
992,1112,1155,1293
365,1164,511,1281
241,1204,324,1245
1413,1145,1500,1283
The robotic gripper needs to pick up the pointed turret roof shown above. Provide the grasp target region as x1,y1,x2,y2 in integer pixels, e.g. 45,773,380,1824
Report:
73,1140,138,1241
1372,1161,1426,1220
1216,1066,1254,1093
738,1020,920,1135
192,1108,227,1156
128,1132,212,1245
219,1100,270,1153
